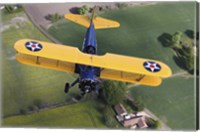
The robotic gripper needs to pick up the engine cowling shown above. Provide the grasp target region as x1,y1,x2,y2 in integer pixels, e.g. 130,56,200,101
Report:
79,79,96,95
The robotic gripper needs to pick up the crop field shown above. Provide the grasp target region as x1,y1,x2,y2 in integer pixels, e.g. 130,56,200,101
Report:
2,101,106,128
48,2,196,130
2,12,79,116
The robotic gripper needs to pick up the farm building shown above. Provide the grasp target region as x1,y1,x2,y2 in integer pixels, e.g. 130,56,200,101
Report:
123,116,148,128
114,103,148,129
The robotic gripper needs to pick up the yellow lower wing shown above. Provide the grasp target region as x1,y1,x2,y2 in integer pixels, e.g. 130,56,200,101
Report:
100,69,162,86
16,53,75,73
14,39,171,86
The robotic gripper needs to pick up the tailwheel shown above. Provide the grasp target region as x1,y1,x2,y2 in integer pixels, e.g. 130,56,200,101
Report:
64,83,70,93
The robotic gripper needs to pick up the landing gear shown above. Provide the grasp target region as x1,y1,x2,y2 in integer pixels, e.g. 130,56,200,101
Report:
64,78,79,94
64,83,70,93
80,91,86,96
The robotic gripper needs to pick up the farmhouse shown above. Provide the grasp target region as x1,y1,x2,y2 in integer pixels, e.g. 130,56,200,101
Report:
123,116,148,128
114,103,148,129
114,104,127,116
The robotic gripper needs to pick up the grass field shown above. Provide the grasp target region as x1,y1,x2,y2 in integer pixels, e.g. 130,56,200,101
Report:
2,12,79,116
1,9,24,23
1,2,196,130
130,76,196,130
2,11,107,128
2,101,106,128
47,2,196,130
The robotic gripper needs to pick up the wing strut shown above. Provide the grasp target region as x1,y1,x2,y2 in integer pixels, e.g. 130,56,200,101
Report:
136,74,145,81
36,56,40,64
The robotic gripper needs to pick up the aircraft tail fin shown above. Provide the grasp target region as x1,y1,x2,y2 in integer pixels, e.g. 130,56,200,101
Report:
64,6,120,29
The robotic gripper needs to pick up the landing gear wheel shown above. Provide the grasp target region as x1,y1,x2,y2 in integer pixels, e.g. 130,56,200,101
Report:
80,91,85,96
64,83,70,93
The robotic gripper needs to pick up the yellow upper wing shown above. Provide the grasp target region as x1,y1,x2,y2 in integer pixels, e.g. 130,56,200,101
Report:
14,39,172,86
14,39,75,73
64,14,120,29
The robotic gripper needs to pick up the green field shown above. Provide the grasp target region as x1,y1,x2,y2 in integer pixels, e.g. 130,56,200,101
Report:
2,2,196,130
2,101,106,128
2,10,107,128
130,76,196,130
48,2,196,130
2,12,79,116
1,9,24,23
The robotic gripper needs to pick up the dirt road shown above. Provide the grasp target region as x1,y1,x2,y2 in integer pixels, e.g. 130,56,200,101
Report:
23,3,115,29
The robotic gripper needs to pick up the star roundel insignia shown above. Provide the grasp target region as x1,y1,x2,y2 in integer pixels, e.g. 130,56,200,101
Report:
25,41,43,52
143,61,161,72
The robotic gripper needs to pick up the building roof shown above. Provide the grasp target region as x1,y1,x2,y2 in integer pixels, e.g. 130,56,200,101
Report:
114,104,127,116
123,116,148,128
137,117,148,128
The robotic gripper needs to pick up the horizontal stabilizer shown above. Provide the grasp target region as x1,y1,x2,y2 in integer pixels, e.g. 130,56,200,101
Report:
64,14,120,29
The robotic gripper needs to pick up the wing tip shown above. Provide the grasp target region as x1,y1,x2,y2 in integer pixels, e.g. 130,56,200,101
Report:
14,39,28,51
163,65,172,78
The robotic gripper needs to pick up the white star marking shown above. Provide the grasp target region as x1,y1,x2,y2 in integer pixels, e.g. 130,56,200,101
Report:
144,62,160,72
26,42,42,51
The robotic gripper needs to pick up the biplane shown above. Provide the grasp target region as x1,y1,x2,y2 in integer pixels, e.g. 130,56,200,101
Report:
14,6,172,96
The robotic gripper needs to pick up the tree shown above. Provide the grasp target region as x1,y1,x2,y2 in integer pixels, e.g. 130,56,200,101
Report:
170,31,182,48
196,49,199,75
115,3,128,9
4,5,14,13
19,108,27,115
126,97,144,111
28,105,39,112
33,99,43,108
146,117,161,129
15,4,23,9
49,13,62,23
103,105,118,128
154,120,161,128
101,80,126,105
78,5,89,15
182,46,194,72
28,105,34,111
133,97,144,111
185,54,194,72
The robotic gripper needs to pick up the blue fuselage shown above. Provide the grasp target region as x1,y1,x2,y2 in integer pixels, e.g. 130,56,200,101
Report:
79,23,98,81
83,23,97,51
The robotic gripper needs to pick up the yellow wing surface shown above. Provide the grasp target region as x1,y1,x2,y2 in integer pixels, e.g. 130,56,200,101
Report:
14,39,172,86
14,40,75,73
64,14,120,29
